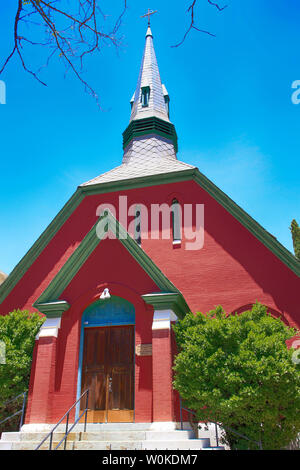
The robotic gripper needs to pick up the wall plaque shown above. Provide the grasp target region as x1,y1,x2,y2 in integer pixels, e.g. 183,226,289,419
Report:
135,344,152,356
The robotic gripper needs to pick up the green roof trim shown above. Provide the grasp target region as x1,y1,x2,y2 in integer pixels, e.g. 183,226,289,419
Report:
79,168,300,276
33,210,180,316
192,168,300,277
142,292,190,319
34,301,70,318
123,116,178,152
0,164,298,309
0,189,84,305
0,169,194,307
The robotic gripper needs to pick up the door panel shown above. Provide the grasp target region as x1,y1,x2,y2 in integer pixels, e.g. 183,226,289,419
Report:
109,367,133,410
80,325,134,423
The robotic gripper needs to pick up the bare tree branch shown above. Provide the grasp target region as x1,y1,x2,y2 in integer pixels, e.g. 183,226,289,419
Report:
0,0,128,103
207,0,227,11
172,0,228,48
0,1,227,103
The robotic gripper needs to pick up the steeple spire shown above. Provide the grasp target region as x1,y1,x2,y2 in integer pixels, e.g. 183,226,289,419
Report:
80,23,195,188
129,24,170,123
122,24,178,162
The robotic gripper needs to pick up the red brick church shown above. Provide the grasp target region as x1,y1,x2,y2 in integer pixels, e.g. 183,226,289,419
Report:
0,24,299,430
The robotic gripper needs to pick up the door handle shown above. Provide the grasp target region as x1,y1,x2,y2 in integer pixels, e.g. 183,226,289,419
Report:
108,376,112,393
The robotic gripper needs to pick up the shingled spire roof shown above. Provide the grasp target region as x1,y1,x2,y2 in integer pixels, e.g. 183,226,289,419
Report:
81,26,195,188
129,25,170,123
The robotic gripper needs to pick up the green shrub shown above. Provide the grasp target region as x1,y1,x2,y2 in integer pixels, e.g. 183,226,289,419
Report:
173,303,300,450
0,310,44,432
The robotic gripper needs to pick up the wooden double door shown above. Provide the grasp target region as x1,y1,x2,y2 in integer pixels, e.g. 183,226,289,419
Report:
81,325,134,423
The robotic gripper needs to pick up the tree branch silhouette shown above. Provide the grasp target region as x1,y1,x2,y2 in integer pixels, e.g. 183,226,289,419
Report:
172,0,228,47
0,0,128,103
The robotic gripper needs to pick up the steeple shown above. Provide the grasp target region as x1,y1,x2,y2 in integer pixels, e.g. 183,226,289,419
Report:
80,25,195,188
122,25,178,163
129,25,170,123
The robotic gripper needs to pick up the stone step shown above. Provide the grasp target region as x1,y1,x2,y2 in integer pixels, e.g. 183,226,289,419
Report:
1,432,79,442
2,441,75,451
73,438,211,451
141,439,211,450
1,430,194,443
79,430,195,441
0,442,13,450
0,440,224,451
21,422,172,433
0,423,224,451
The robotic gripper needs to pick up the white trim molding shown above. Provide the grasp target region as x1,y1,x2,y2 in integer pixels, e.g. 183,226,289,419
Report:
36,317,61,339
152,309,178,330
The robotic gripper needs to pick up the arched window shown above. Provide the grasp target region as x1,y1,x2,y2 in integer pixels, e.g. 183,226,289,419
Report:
162,84,170,117
171,199,182,244
135,205,141,245
141,86,150,107
164,95,170,117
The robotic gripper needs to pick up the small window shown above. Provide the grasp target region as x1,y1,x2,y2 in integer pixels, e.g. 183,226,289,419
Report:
171,199,181,243
141,86,150,107
130,92,135,110
164,95,170,117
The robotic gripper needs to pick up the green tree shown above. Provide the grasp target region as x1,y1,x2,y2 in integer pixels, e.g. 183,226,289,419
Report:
290,219,300,260
0,310,44,432
173,303,300,450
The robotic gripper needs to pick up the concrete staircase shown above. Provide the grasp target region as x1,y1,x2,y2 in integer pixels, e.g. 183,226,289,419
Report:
0,423,225,450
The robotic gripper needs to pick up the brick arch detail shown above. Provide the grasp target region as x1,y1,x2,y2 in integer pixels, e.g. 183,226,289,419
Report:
231,303,290,326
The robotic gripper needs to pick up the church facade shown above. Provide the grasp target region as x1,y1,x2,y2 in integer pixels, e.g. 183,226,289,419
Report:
0,26,299,428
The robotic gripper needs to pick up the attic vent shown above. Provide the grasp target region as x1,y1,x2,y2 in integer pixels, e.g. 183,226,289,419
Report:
122,116,178,152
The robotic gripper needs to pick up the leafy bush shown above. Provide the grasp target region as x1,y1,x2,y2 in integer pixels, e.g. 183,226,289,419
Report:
0,310,44,433
173,303,300,450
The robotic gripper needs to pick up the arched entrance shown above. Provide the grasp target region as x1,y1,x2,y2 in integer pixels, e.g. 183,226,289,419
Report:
78,296,135,423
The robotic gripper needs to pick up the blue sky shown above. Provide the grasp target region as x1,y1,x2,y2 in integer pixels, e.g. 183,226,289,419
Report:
0,0,299,274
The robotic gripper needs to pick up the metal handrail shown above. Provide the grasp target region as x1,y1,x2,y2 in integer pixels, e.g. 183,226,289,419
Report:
179,398,263,450
35,389,89,451
0,391,27,431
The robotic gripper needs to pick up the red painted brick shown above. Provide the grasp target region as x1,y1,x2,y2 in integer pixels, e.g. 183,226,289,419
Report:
0,179,297,425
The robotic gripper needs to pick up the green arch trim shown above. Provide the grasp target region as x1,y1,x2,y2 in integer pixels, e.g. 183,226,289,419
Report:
33,209,181,316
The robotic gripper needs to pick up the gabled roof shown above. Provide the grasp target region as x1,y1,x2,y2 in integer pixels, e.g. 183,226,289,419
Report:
0,22,299,312
80,156,195,186
0,166,299,310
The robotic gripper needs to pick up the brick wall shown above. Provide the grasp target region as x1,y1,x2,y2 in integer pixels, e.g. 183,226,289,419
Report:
1,179,298,424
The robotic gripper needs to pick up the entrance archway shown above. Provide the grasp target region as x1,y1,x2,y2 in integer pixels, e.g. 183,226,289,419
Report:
78,296,135,423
